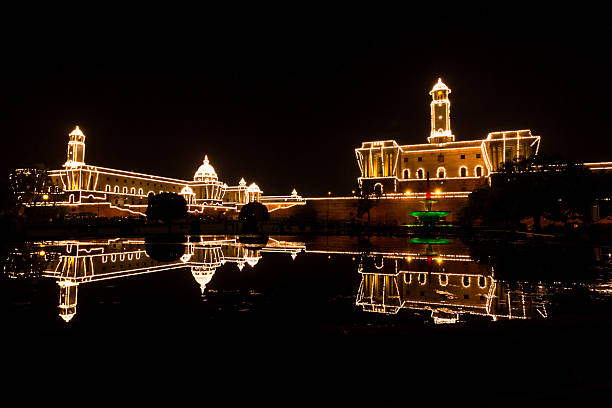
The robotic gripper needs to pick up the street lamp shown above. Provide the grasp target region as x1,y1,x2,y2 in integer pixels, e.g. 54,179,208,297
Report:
327,191,331,226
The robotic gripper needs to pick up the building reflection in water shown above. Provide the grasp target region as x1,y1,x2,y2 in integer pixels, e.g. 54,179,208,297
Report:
33,236,305,322
3,235,610,325
356,240,549,323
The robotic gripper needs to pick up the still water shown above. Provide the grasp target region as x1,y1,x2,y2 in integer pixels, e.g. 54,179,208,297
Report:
2,234,611,330
3,234,612,400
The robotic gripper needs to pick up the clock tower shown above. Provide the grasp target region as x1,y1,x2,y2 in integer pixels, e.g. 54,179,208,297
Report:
65,125,86,167
428,78,455,144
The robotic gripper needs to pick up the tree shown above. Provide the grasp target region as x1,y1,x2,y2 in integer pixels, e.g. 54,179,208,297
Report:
146,193,188,233
8,166,62,205
353,187,377,224
239,201,269,233
459,155,603,230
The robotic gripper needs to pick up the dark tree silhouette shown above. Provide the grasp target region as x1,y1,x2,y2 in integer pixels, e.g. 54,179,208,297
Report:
239,201,269,233
459,155,607,230
146,193,188,233
144,235,186,262
8,166,62,205
353,187,377,224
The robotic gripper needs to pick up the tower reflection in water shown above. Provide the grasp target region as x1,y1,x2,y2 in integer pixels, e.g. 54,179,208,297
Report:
4,235,609,325
36,236,305,322
356,239,549,323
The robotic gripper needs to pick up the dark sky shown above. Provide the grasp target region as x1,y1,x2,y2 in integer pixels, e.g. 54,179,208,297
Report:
1,10,610,196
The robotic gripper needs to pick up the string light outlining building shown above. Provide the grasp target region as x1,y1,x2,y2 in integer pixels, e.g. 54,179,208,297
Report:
46,127,305,217
355,78,542,195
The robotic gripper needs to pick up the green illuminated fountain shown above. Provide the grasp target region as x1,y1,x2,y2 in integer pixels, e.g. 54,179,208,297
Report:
408,174,450,228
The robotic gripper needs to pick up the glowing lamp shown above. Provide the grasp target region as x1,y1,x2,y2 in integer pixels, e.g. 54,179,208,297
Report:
435,189,441,195
39,251,46,256
42,194,49,200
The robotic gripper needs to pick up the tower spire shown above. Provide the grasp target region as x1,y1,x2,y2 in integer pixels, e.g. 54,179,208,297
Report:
64,125,86,167
428,78,454,144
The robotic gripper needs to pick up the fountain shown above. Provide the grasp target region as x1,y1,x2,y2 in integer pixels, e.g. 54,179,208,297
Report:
408,173,450,228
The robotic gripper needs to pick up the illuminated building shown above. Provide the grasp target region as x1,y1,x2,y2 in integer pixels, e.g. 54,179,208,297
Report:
44,127,303,217
5,235,611,323
354,243,549,322
33,236,305,322
355,78,543,195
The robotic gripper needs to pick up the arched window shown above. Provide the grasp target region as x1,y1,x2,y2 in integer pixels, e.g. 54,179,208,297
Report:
478,276,486,288
114,186,119,193
475,166,484,177
439,274,448,286
130,187,135,194
138,188,143,195
374,256,384,269
462,276,471,287
403,169,410,179
374,183,383,196
460,166,467,177
419,273,427,285
437,167,446,179
105,185,111,192
122,187,127,194
417,168,425,179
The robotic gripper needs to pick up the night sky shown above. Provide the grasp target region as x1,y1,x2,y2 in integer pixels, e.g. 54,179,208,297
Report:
2,11,610,196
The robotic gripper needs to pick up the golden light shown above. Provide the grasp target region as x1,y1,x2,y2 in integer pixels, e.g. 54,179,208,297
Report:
39,250,46,256
435,189,441,194
42,194,49,200
436,257,443,263
405,190,411,195
406,256,412,262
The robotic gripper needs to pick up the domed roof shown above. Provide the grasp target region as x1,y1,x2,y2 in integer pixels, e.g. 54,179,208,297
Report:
194,155,218,181
247,182,261,192
180,186,195,195
430,78,451,94
69,126,85,137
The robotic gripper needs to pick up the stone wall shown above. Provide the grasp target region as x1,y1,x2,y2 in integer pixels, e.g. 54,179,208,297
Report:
270,196,468,225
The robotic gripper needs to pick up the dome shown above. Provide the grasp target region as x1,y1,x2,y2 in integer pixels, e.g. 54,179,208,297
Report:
180,186,195,196
247,182,261,193
69,126,85,137
430,78,451,95
194,155,218,181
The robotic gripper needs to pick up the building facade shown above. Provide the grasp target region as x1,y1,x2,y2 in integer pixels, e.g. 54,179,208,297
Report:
46,126,304,217
355,79,542,195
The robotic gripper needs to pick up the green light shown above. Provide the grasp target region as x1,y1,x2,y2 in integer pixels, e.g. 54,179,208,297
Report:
409,211,450,217
409,238,451,244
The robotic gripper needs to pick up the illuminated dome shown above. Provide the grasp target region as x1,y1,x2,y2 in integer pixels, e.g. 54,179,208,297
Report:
194,155,218,181
180,186,194,196
247,182,261,193
69,126,85,137
430,78,451,95
191,266,217,293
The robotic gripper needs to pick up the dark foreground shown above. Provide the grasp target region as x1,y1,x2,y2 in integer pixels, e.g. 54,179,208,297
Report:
1,234,611,403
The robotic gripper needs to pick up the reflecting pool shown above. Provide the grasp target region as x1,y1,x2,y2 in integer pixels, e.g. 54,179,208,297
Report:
3,234,612,400
2,235,610,328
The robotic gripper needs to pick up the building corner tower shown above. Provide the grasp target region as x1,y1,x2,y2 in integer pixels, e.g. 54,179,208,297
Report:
428,78,455,144
65,125,86,167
